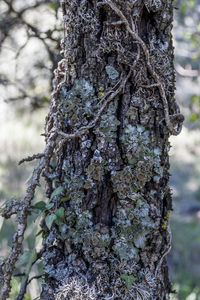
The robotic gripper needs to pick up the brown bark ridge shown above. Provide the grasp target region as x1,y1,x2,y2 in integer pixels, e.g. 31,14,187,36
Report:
40,0,184,299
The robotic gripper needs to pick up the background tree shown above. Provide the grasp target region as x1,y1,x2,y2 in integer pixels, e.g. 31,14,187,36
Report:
1,0,194,299
0,0,60,109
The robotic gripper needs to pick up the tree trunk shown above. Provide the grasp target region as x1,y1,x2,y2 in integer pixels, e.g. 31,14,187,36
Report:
40,0,183,299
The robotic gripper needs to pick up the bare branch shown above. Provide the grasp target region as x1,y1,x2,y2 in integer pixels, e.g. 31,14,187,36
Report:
18,153,44,165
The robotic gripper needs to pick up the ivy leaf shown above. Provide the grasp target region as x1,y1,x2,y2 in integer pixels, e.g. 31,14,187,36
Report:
45,214,57,230
18,249,37,275
18,251,32,266
50,186,64,200
33,201,46,211
120,274,135,290
55,207,65,219
45,203,54,210
10,278,20,298
25,249,37,275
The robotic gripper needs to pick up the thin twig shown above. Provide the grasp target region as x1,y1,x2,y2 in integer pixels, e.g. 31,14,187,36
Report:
18,153,44,165
0,134,57,300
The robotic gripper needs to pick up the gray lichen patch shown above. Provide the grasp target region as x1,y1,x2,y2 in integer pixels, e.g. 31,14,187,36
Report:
85,150,104,184
144,0,162,12
58,78,98,128
111,166,135,200
105,65,119,80
112,239,138,261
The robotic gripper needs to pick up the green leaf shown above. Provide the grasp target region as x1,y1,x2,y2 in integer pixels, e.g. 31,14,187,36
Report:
33,201,46,211
45,203,54,210
36,229,44,237
18,251,32,266
61,197,70,202
191,94,200,106
25,249,37,275
18,249,37,275
49,3,57,11
50,186,64,200
10,278,20,298
188,0,195,8
189,113,198,122
180,3,187,14
24,294,32,300
55,207,65,219
120,274,135,290
45,214,57,230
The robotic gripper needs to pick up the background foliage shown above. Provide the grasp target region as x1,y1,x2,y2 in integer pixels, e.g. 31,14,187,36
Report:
0,0,200,299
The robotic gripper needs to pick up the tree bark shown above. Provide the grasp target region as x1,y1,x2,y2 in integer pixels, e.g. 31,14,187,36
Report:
40,0,183,299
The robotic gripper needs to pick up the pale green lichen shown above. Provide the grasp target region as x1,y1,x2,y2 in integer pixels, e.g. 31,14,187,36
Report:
111,166,135,200
58,79,98,128
112,239,138,260
133,232,147,249
84,150,104,187
120,124,164,187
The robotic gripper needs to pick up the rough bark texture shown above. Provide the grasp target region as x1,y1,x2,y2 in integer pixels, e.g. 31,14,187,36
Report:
40,0,183,299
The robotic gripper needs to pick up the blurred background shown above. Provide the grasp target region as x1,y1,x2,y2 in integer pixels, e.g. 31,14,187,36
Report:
0,0,200,299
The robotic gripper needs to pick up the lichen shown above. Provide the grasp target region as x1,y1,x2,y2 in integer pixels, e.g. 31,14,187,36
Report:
144,0,162,12
105,65,119,80
112,239,138,261
58,79,98,128
85,150,104,184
